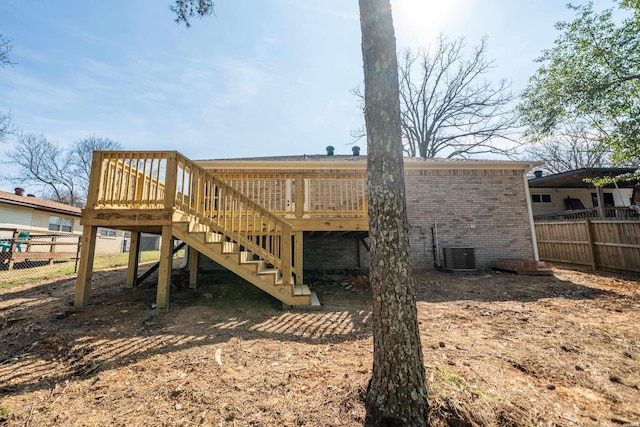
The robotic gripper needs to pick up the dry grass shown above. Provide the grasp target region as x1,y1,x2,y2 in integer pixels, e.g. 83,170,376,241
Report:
0,266,638,426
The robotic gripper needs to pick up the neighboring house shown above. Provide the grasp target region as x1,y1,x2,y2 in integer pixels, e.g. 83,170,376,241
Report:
75,150,541,309
0,188,82,237
0,188,127,254
528,168,639,220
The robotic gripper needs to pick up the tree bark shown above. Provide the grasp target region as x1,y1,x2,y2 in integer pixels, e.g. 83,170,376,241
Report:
358,1,429,425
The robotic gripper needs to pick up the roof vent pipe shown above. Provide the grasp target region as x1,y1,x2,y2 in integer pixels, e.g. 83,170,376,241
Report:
352,146,360,156
533,170,543,179
14,187,25,196
326,145,334,156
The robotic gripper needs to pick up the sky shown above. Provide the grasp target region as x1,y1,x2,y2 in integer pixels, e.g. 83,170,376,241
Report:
0,0,613,167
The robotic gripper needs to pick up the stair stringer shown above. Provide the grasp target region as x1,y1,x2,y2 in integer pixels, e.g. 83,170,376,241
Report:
171,222,312,306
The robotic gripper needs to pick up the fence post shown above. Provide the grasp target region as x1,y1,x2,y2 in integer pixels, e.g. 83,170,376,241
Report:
584,219,598,271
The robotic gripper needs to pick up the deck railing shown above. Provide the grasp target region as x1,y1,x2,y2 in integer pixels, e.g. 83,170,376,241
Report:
212,172,368,218
87,151,294,282
534,206,640,222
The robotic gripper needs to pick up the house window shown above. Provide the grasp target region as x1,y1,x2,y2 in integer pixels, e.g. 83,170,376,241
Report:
49,216,73,232
531,194,552,203
100,228,117,237
591,192,615,207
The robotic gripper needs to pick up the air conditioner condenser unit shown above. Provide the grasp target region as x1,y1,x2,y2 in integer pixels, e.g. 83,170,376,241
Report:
442,247,476,271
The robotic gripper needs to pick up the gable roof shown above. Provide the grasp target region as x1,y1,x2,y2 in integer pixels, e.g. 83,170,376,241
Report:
528,168,639,189
0,190,81,216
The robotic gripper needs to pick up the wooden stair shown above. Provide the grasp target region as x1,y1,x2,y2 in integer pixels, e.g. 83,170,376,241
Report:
172,220,319,308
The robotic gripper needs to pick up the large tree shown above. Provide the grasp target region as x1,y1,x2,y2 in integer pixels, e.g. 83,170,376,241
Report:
170,0,429,424
519,1,640,165
5,133,122,207
0,34,16,142
358,1,429,425
354,36,518,159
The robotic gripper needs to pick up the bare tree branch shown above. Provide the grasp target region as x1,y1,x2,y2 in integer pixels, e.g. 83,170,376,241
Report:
0,34,16,142
4,133,80,205
354,35,521,158
69,134,123,196
399,36,520,158
3,133,122,207
522,124,612,174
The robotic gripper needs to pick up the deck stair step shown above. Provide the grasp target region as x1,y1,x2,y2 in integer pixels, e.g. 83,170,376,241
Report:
222,242,238,253
171,219,315,307
293,284,311,296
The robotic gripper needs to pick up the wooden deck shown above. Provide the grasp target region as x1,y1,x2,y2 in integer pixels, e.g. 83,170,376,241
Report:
75,151,369,309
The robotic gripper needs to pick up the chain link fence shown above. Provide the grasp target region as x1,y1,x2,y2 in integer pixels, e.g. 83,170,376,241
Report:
0,233,82,285
0,232,185,288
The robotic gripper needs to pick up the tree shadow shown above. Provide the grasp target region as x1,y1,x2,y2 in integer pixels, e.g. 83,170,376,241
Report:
0,269,373,398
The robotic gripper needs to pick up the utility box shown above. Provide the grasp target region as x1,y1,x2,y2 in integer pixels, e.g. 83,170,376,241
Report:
442,247,476,272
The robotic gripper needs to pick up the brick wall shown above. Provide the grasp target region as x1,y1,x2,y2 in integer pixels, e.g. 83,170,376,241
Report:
404,168,535,270
303,233,366,271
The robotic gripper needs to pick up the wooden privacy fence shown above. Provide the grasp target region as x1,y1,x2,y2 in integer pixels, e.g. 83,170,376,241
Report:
535,220,640,273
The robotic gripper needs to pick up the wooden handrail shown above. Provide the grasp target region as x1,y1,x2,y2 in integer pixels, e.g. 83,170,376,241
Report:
174,153,294,283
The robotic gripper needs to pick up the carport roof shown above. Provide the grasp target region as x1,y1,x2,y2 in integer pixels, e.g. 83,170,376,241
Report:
528,167,639,189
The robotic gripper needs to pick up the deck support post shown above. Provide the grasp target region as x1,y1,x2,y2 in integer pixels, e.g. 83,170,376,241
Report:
156,225,173,308
75,225,98,307
294,231,303,284
126,231,141,287
188,246,199,289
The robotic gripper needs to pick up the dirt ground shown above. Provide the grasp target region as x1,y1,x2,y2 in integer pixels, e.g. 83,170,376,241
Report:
0,263,639,426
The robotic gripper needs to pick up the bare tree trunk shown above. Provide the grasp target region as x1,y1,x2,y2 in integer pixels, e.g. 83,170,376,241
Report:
358,1,429,425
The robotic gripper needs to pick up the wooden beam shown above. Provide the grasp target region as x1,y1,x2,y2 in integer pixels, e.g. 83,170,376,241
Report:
126,231,141,287
188,246,199,289
294,231,303,285
281,227,292,285
137,241,186,286
75,225,98,307
287,217,369,232
156,225,173,308
81,208,174,227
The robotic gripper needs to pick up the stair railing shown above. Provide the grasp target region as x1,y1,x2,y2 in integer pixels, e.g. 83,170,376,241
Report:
173,153,293,284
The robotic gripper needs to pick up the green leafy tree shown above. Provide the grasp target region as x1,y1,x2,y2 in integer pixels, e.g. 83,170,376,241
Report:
171,1,429,424
519,1,640,165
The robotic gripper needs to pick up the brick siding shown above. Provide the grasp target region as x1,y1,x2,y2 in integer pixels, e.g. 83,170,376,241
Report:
404,169,535,270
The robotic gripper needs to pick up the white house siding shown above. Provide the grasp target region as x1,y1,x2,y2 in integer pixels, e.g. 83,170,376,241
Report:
529,188,633,217
30,210,81,234
0,205,34,237
95,236,125,254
